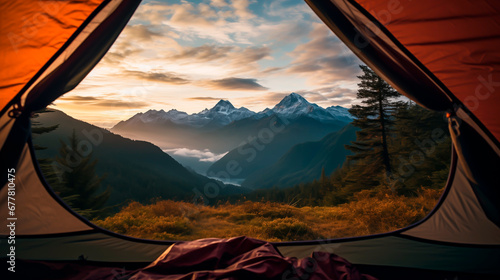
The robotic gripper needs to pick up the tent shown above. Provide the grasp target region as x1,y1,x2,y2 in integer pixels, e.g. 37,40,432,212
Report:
1,0,499,279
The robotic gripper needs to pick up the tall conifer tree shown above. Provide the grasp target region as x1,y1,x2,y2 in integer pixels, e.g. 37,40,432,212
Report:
51,130,111,218
392,102,451,194
345,65,403,189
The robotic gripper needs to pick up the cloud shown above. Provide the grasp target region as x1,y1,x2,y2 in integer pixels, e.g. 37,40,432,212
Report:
170,2,213,26
186,97,226,101
124,70,190,84
171,45,234,62
262,67,283,74
211,0,227,8
94,101,149,108
163,148,228,162
60,96,98,101
132,1,263,44
258,21,312,44
202,77,268,91
169,45,271,71
133,3,171,25
295,85,359,107
235,91,289,108
101,40,144,65
123,24,162,41
285,23,362,85
261,92,290,104
266,0,317,19
232,0,253,19
59,95,149,109
200,154,227,162
232,46,271,65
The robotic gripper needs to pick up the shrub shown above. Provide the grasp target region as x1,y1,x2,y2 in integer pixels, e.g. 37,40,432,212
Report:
339,187,441,235
148,217,192,235
229,213,257,224
150,200,184,217
262,218,316,241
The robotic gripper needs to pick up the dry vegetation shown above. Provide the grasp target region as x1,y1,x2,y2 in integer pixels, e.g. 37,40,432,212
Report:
93,188,442,242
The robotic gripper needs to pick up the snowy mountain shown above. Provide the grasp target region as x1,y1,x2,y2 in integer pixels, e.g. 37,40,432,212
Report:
114,93,352,129
195,100,254,127
122,100,254,128
265,92,351,123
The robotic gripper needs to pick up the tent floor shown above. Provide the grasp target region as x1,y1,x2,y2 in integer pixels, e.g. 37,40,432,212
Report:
2,259,499,280
357,264,499,280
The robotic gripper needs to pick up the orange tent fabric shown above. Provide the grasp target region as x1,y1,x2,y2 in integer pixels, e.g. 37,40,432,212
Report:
0,0,103,110
355,0,500,143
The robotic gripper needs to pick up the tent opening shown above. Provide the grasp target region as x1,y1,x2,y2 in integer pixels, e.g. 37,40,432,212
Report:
3,0,500,278
30,0,451,242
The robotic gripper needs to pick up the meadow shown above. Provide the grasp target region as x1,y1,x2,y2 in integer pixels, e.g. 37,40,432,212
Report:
94,187,442,242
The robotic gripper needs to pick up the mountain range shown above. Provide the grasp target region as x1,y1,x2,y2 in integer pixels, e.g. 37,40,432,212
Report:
124,100,254,128
118,92,352,129
111,93,353,178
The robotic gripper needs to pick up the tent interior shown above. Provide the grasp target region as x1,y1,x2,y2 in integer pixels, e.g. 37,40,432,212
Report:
1,0,499,279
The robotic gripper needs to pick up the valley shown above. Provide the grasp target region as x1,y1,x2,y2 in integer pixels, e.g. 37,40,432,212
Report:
111,93,353,186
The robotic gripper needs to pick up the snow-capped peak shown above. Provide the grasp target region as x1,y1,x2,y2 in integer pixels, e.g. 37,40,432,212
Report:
264,93,352,123
273,92,310,110
137,109,177,123
213,100,235,110
210,100,236,115
197,99,253,123
271,93,317,117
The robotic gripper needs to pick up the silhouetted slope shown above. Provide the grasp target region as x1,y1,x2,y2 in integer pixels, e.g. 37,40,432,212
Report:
206,115,345,179
33,110,246,206
242,124,357,189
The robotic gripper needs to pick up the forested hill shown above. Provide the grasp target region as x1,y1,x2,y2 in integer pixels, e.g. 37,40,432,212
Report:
32,109,246,206
227,103,451,207
242,124,358,189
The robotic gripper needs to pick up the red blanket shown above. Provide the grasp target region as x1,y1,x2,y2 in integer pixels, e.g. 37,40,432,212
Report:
25,236,377,280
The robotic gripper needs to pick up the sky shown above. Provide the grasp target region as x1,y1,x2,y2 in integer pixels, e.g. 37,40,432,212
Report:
54,0,363,128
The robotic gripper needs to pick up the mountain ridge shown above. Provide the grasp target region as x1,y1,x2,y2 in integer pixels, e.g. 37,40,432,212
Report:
241,124,358,189
110,93,353,176
112,93,352,129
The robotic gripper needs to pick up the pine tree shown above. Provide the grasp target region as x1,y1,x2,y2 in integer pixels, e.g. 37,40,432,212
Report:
320,167,327,188
391,102,451,194
345,65,403,190
51,130,111,218
31,109,61,185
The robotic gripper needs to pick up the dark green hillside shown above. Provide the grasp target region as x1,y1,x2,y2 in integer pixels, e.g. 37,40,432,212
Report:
32,110,245,206
112,118,207,152
207,115,345,180
242,124,357,189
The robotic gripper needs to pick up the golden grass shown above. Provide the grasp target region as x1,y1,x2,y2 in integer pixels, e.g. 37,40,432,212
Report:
93,188,442,242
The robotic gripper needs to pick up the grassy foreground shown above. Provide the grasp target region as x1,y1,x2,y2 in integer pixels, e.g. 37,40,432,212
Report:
94,188,441,242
